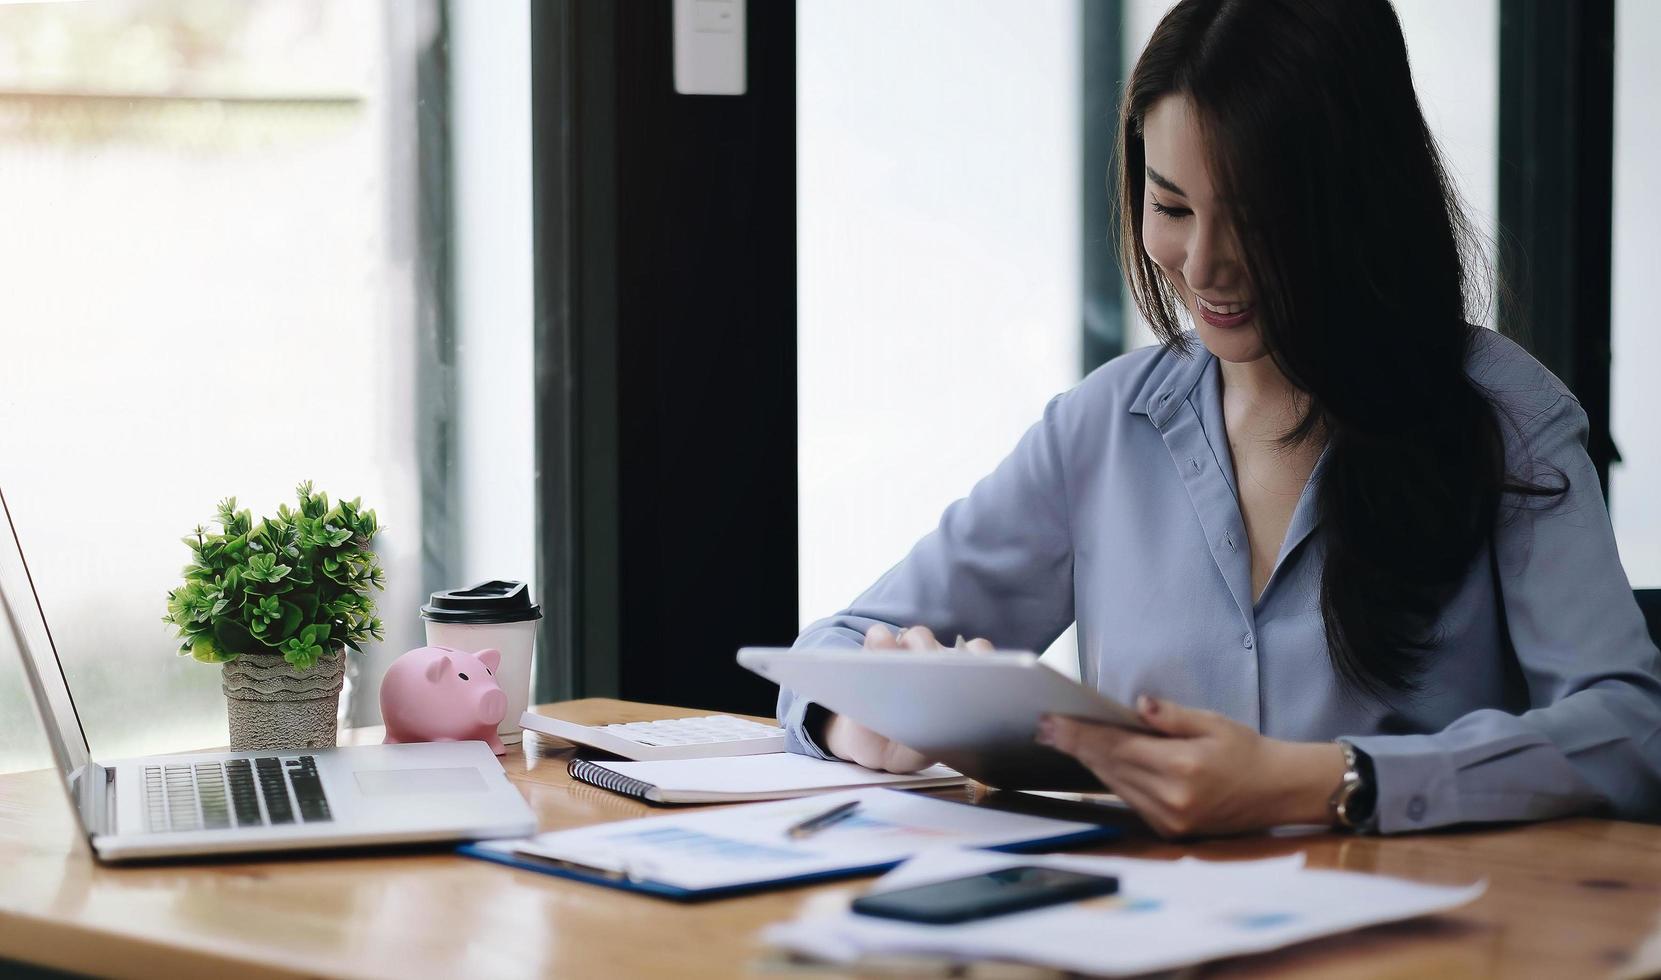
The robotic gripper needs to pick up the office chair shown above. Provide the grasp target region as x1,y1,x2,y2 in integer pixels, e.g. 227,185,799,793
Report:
1637,590,1661,651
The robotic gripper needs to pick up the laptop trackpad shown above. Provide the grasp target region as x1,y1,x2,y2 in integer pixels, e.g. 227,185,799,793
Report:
354,767,488,795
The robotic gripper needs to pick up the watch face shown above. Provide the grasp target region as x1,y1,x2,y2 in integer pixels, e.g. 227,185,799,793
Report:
1335,786,1358,828
1329,742,1377,831
1330,769,1363,829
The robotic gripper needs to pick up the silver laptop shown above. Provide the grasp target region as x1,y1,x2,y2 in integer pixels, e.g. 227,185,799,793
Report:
0,488,537,862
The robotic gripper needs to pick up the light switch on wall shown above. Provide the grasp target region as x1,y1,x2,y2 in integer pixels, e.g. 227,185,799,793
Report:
674,0,746,96
692,0,738,33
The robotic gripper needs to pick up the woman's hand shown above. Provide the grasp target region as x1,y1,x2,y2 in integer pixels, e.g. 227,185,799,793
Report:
821,624,995,773
1036,695,1346,838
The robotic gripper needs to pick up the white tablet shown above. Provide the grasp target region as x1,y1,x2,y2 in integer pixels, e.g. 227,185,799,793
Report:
737,647,1151,791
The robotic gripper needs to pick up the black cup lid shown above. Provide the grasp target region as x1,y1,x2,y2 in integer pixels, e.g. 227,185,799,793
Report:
421,580,542,624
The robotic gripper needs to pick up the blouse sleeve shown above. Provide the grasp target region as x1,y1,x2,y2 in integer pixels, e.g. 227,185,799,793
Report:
1344,392,1661,832
778,392,1078,759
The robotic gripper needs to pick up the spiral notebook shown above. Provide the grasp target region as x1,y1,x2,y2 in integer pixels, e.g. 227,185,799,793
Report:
567,753,966,804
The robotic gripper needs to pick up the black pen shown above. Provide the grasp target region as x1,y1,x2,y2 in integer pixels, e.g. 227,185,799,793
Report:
785,800,861,839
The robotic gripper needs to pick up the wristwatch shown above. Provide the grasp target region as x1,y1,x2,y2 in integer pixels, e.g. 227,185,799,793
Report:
1329,741,1378,832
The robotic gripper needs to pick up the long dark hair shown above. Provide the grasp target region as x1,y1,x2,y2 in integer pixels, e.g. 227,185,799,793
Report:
1118,0,1559,700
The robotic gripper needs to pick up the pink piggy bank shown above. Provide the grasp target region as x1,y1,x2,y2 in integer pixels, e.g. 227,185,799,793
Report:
380,645,510,754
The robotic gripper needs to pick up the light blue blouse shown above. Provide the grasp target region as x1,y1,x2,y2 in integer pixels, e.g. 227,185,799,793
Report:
779,330,1661,833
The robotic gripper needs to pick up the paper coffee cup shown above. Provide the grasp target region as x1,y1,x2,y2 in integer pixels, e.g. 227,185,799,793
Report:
421,580,542,745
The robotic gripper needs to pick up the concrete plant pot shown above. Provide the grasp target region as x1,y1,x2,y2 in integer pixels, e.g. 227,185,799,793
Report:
220,648,345,751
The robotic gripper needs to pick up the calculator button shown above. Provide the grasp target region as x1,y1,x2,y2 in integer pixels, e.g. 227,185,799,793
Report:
596,715,783,749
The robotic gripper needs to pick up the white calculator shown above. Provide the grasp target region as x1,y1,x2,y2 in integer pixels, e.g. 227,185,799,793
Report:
519,711,787,761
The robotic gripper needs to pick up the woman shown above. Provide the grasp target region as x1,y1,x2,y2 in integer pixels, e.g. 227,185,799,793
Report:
778,0,1661,837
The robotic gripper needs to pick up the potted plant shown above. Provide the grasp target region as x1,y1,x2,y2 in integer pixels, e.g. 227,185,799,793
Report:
163,482,386,751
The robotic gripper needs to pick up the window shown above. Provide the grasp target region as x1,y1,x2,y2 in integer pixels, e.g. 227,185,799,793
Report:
797,0,1083,669
1611,0,1661,587
0,0,534,774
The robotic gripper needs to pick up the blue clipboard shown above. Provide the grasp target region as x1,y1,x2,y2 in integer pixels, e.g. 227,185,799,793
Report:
457,824,1120,902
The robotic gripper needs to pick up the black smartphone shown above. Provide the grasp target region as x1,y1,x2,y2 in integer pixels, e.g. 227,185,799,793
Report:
850,865,1120,925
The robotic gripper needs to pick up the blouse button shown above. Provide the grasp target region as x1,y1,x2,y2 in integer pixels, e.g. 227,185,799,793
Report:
1243,632,1255,650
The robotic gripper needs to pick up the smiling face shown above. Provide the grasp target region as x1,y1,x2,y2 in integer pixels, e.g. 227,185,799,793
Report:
1139,94,1267,365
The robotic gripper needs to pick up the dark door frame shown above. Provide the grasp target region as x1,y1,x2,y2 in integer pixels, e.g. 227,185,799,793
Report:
531,1,798,713
1081,0,1126,374
1498,0,1619,494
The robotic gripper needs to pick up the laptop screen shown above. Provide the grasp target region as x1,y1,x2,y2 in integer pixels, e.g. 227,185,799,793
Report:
0,487,94,792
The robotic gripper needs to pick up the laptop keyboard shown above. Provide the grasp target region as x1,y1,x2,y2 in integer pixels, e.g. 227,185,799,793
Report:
143,756,333,833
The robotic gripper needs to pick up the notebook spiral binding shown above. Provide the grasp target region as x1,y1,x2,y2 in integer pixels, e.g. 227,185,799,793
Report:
568,758,658,800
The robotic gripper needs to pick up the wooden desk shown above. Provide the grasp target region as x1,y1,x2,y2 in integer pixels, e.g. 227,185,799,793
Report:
1,699,1659,979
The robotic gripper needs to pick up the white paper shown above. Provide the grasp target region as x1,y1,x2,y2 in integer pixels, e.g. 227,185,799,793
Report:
763,848,1486,977
594,753,963,799
499,788,1104,891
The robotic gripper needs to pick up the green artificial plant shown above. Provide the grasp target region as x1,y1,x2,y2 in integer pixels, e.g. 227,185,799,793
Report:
163,482,387,671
